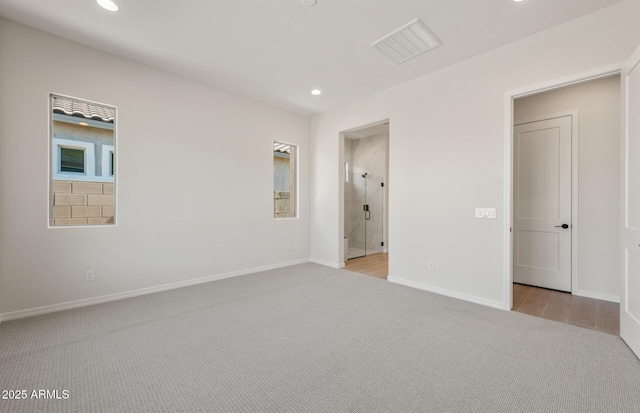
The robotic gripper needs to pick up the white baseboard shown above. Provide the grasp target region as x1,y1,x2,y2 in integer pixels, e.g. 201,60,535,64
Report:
572,289,620,303
310,258,343,269
387,276,505,310
0,258,311,324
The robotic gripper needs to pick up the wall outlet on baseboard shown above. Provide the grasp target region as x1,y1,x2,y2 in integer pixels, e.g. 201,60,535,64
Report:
85,270,95,282
427,261,435,272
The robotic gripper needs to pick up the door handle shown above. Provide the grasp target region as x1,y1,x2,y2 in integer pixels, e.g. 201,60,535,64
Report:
555,224,570,229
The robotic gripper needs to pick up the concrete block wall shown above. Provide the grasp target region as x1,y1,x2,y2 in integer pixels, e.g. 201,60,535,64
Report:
274,191,293,218
52,181,115,226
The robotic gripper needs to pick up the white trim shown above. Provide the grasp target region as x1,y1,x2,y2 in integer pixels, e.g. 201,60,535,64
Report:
503,63,623,310
339,132,346,264
388,276,505,310
572,289,620,303
571,113,581,295
339,119,391,266
273,140,300,220
503,93,514,311
625,57,640,231
49,92,119,228
508,63,623,100
52,138,95,180
102,144,114,178
310,258,343,269
620,45,640,359
0,258,311,323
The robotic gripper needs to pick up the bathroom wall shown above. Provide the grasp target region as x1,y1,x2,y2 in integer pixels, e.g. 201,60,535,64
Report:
344,134,388,257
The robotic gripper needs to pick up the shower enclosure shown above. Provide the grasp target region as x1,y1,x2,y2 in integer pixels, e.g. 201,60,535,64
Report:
344,172,384,260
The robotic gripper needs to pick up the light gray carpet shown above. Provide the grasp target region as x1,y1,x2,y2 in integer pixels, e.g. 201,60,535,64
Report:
1,263,639,412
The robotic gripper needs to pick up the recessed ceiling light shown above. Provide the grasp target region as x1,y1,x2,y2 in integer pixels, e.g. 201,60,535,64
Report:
301,0,317,6
311,89,322,96
97,0,119,12
78,122,89,127
513,0,525,2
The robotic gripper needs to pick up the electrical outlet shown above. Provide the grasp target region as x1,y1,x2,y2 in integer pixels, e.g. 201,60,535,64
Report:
85,270,95,282
475,208,496,219
427,261,435,271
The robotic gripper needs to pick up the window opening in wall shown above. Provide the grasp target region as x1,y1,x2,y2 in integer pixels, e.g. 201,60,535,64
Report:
274,141,297,219
50,94,116,227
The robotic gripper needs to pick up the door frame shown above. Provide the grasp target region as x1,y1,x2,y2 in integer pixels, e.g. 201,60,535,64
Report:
502,63,622,310
339,119,390,266
620,44,640,357
513,111,578,293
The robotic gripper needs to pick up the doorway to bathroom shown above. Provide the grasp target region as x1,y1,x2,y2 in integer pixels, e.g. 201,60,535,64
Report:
342,121,389,279
345,171,384,259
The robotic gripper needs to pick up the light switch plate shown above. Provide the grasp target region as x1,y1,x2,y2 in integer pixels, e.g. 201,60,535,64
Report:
475,208,496,219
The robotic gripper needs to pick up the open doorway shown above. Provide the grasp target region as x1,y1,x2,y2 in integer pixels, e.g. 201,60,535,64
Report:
510,75,621,335
341,121,389,279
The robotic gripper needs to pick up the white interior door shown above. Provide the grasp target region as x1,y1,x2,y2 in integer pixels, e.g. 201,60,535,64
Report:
513,116,572,292
621,45,640,358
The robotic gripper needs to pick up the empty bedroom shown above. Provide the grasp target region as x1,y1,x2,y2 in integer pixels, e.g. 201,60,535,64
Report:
1,0,640,412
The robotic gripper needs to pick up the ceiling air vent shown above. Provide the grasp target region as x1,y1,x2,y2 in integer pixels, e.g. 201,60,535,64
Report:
370,18,442,64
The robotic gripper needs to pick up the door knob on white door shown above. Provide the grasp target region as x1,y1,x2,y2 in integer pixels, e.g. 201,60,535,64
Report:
555,224,570,229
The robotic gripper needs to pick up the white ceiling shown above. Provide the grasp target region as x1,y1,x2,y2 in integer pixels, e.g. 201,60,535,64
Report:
0,0,622,115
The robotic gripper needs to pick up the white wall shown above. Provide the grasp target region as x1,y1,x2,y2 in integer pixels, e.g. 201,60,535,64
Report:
514,76,621,300
0,18,310,316
310,0,640,308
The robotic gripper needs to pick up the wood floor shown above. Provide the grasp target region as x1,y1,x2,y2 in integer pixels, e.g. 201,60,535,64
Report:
344,253,388,279
343,260,618,335
513,283,620,336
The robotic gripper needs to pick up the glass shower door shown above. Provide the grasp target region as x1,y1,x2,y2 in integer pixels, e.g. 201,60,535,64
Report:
345,172,366,259
345,172,384,259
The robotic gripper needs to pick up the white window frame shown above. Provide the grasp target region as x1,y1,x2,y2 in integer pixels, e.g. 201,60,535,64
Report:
52,138,97,182
273,140,299,220
101,144,114,179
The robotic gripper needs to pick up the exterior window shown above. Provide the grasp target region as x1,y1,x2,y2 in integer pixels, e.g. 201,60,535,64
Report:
60,147,85,173
52,138,95,180
50,94,116,227
101,145,114,177
274,141,297,219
